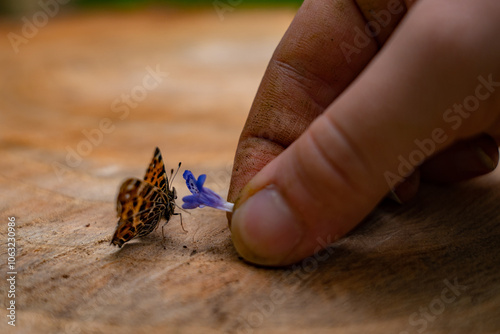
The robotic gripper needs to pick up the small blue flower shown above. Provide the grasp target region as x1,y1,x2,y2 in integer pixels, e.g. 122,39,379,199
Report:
182,170,234,212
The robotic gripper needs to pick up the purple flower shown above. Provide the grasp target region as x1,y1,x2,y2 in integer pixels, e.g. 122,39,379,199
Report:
182,170,234,212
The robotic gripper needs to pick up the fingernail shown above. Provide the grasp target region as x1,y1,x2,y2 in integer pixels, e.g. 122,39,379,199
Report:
387,170,420,204
231,185,303,266
388,189,403,204
474,146,498,171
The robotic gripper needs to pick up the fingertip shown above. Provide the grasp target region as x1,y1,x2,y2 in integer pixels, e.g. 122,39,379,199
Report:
230,185,304,266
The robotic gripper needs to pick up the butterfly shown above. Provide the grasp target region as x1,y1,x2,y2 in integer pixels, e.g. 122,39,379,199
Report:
111,147,184,248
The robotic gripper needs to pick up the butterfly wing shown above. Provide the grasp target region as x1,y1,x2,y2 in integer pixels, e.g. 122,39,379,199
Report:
144,147,178,221
144,147,168,193
111,178,167,247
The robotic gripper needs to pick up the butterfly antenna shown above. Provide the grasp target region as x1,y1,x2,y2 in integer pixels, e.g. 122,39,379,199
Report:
169,162,182,184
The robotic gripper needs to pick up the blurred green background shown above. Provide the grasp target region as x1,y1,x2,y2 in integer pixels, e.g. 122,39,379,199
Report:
0,0,302,15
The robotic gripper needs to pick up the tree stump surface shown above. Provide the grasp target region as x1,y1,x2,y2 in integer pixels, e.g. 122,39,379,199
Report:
0,9,499,334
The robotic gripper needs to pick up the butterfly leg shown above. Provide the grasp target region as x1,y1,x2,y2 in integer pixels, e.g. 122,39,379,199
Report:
174,212,187,233
161,222,168,249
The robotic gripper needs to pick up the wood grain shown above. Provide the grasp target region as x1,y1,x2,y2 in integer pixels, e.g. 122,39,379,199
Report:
0,9,499,334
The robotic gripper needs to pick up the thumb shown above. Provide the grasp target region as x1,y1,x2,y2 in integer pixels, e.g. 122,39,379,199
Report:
230,2,500,266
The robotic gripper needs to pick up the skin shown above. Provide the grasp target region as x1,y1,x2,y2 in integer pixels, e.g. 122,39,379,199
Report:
227,0,500,266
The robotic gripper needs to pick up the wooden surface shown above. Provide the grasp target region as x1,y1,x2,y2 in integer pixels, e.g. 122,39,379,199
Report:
1,9,500,334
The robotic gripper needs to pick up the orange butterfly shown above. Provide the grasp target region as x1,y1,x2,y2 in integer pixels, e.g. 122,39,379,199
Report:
111,147,183,248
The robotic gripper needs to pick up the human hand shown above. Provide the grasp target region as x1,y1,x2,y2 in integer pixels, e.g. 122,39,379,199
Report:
227,0,500,266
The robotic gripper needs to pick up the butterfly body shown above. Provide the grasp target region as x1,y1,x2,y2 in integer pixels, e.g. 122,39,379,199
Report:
111,148,179,248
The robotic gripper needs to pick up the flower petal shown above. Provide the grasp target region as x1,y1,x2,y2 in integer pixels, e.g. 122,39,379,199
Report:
197,174,206,189
183,170,199,195
181,202,199,210
181,195,204,209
